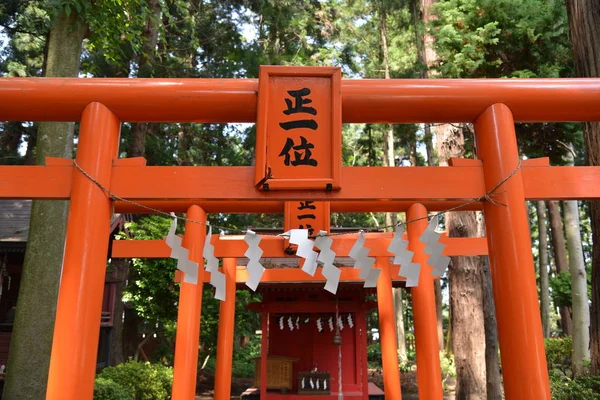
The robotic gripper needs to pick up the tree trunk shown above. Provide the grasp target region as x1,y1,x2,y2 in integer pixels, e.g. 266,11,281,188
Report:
478,214,502,400
562,144,590,377
448,212,487,399
393,288,407,362
564,198,591,376
108,259,128,366
565,0,600,375
537,201,551,338
547,200,573,335
437,121,486,397
127,0,161,158
3,10,87,400
117,0,162,363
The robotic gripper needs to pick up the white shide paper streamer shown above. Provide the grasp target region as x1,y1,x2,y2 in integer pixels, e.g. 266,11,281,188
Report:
165,213,199,284
287,229,318,276
244,230,265,291
203,225,226,301
388,224,421,287
419,215,451,277
314,231,341,294
349,231,380,288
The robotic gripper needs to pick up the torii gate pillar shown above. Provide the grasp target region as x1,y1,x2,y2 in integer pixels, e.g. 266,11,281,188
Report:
475,104,550,399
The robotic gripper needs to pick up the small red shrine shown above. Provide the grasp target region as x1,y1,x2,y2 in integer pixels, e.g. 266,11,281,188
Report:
246,285,375,400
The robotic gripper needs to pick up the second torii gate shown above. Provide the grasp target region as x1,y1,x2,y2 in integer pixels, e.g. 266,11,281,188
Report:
112,216,489,400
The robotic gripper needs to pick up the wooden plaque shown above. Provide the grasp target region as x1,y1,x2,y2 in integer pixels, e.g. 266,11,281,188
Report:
255,66,342,191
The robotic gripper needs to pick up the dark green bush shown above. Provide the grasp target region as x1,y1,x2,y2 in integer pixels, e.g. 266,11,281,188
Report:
367,342,382,368
550,372,600,400
96,360,173,400
94,377,132,400
545,336,572,376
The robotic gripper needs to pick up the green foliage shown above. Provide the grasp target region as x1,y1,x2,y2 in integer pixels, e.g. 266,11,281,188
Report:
550,271,573,309
550,372,600,400
545,336,573,377
367,342,382,368
432,0,572,78
93,377,132,400
440,351,456,378
96,360,173,400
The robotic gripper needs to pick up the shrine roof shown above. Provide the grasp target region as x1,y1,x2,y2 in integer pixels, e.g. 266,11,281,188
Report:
0,200,31,242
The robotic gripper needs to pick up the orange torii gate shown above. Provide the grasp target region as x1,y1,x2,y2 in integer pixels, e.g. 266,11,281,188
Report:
1,67,600,400
112,229,488,400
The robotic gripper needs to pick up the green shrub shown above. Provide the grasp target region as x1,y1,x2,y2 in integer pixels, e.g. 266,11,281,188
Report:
367,342,382,369
545,336,572,377
96,360,173,400
440,351,456,378
94,377,132,400
550,372,600,400
232,356,256,378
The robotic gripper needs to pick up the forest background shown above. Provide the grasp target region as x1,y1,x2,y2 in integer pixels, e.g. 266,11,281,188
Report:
1,0,599,399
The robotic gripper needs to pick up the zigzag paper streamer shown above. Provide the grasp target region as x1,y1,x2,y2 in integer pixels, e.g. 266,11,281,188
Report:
296,317,300,330
244,230,265,291
165,214,199,284
288,316,294,331
203,225,226,301
347,314,354,328
287,229,318,276
314,231,341,294
419,215,451,277
279,316,284,330
349,232,380,288
338,316,344,331
388,224,421,287
316,318,323,332
328,317,334,332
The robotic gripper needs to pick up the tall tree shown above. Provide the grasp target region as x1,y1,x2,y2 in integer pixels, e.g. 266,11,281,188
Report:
537,201,551,338
547,200,573,335
563,144,590,377
440,125,487,398
3,6,87,400
565,0,600,376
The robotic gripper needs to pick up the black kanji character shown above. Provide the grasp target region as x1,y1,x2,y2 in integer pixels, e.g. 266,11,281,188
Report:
297,214,316,220
279,88,318,131
298,201,316,211
278,136,318,167
299,224,315,237
283,88,317,115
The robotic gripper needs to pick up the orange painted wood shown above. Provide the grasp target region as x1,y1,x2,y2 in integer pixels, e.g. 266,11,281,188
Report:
3,78,600,123
111,235,488,259
0,166,73,199
172,206,206,400
214,258,236,400
109,166,486,200
255,66,341,190
407,203,444,400
475,104,550,399
114,199,483,213
46,103,121,400
3,163,600,203
376,257,402,399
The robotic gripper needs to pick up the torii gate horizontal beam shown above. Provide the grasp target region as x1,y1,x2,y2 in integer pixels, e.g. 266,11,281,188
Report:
2,162,600,209
1,78,600,123
111,233,489,259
